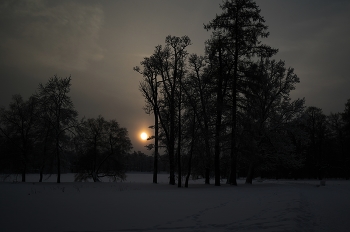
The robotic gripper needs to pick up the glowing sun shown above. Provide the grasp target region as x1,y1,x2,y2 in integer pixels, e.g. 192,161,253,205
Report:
140,132,148,140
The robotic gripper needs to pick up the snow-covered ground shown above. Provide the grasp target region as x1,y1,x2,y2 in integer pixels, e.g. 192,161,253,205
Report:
1,173,349,232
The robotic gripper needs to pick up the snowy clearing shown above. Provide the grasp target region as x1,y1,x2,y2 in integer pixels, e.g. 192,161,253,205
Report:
1,173,350,232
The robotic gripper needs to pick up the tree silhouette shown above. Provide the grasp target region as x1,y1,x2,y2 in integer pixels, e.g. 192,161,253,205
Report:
74,116,132,182
242,59,304,183
0,95,39,182
204,0,277,185
342,100,350,179
135,35,191,186
37,75,77,183
135,54,161,183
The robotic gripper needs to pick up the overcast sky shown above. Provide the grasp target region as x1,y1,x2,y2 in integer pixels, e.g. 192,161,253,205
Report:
1,0,350,153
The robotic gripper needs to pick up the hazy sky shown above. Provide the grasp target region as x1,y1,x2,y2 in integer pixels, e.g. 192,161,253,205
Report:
1,0,350,153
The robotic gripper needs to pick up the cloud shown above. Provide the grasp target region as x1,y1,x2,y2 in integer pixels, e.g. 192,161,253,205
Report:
260,1,350,114
0,0,105,71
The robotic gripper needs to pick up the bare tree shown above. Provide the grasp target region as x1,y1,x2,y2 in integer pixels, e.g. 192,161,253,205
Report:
74,116,132,182
135,55,161,184
184,54,214,185
242,59,304,183
0,95,39,182
135,35,191,186
37,75,77,183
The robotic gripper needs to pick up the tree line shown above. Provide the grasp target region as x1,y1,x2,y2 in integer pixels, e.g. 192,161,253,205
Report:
0,75,135,183
2,0,349,186
134,0,350,187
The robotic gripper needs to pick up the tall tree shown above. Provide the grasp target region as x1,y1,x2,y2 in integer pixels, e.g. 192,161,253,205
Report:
34,111,55,183
185,54,214,184
341,99,350,179
328,112,347,178
135,35,191,186
163,35,190,187
37,75,77,183
205,36,230,186
0,95,39,182
205,0,277,185
242,59,304,183
135,55,160,184
304,107,329,179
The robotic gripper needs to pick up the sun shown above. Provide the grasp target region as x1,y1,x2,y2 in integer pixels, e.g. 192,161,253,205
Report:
140,132,148,140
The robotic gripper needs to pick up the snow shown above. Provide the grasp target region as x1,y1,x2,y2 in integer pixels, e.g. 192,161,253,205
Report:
1,173,350,232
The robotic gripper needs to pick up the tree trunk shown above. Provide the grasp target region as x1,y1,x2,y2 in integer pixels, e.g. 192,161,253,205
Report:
177,75,182,188
214,43,224,187
229,101,237,185
185,147,193,188
185,113,196,188
205,168,210,184
169,101,175,185
21,150,27,182
21,169,26,182
228,9,239,186
245,163,254,184
214,109,222,186
229,154,237,185
153,106,158,184
39,169,43,182
56,140,61,183
168,144,175,185
92,172,100,182
39,130,49,183
204,124,211,185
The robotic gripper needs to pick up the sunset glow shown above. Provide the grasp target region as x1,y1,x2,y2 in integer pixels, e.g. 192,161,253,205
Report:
140,132,148,140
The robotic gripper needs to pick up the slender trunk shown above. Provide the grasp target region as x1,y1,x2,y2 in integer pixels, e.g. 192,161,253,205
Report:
56,139,61,183
198,79,211,185
21,151,27,182
39,129,49,183
229,8,239,186
92,172,100,182
185,143,194,188
39,161,44,183
177,74,182,188
245,163,254,184
204,122,211,185
168,54,177,186
214,42,224,187
339,136,348,179
21,168,26,182
93,138,98,178
39,170,43,182
229,88,238,185
169,99,175,185
177,134,181,187
153,104,158,184
153,79,159,184
56,112,61,183
229,68,238,184
214,124,221,187
205,168,210,184
185,113,197,188
229,150,237,185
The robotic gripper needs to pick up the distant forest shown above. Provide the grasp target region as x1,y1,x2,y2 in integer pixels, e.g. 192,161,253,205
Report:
1,0,350,185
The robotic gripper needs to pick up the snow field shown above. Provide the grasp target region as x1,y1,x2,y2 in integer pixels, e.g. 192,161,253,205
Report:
1,173,350,232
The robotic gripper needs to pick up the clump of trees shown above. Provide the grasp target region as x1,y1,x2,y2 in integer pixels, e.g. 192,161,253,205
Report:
2,0,349,186
135,0,350,187
0,75,132,182
74,116,132,182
